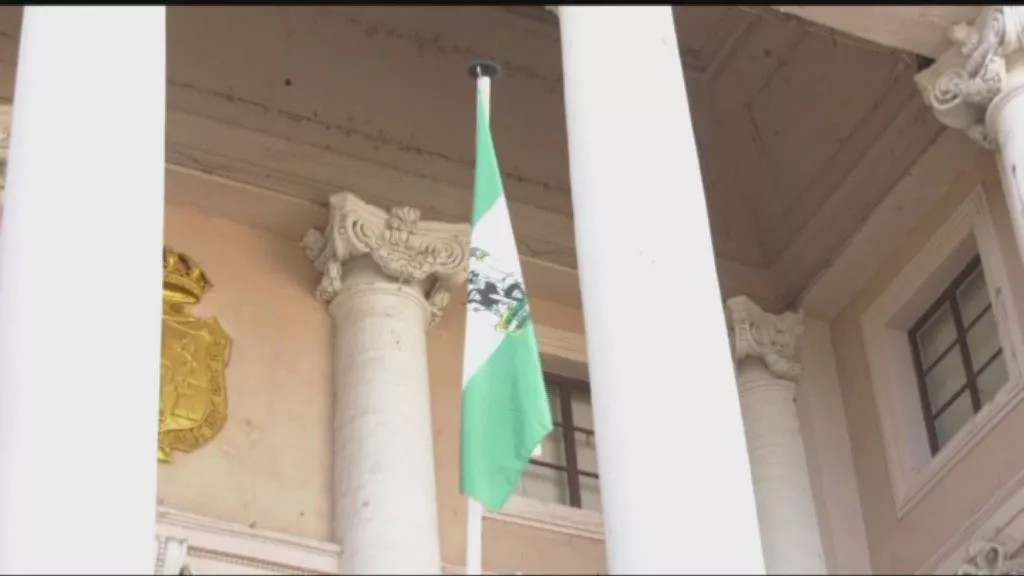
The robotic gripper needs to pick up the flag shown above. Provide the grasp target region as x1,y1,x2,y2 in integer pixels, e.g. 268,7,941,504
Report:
461,81,553,512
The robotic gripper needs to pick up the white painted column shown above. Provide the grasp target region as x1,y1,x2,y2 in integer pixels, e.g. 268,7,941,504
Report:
727,296,827,574
556,6,765,574
916,7,1024,263
0,7,166,573
302,192,468,574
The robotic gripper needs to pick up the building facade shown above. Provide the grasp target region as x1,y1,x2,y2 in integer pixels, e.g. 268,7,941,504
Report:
0,4,1023,574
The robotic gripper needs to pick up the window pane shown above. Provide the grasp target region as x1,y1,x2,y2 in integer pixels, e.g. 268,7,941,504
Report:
574,429,599,474
917,304,958,367
924,347,966,413
570,390,593,429
546,384,561,425
957,267,991,325
965,311,1002,372
978,352,1009,405
518,464,570,506
580,474,602,513
935,391,974,449
534,427,567,467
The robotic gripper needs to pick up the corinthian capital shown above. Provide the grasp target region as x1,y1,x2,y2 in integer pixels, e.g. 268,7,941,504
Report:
725,295,804,381
915,7,1024,149
301,192,470,326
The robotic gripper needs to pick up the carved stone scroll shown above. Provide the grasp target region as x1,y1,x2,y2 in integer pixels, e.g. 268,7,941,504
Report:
725,295,804,381
957,541,1024,575
915,7,1024,148
301,192,470,326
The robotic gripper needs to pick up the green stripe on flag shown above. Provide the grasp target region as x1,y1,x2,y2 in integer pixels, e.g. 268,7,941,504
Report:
461,80,554,512
462,322,551,511
471,89,503,225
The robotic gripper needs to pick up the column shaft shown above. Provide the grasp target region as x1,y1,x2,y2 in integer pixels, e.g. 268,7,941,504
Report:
557,6,765,573
989,83,1024,262
737,362,827,574
330,259,442,573
0,6,166,573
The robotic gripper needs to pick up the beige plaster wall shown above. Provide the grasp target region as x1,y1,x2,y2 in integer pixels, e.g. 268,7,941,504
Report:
831,151,1024,573
159,202,606,573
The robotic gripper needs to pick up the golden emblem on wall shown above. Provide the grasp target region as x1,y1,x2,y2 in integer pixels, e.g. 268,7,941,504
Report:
160,246,232,463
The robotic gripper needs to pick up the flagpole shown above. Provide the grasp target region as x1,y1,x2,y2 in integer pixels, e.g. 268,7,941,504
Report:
465,59,501,576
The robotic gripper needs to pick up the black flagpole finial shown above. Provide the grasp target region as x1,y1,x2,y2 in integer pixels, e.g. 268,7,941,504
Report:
468,60,501,80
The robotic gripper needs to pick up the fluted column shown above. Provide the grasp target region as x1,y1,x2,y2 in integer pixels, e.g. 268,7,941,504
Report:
727,296,826,575
302,192,469,574
916,7,1024,263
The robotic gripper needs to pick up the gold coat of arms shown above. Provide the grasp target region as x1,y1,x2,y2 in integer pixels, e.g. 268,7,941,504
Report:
160,247,232,463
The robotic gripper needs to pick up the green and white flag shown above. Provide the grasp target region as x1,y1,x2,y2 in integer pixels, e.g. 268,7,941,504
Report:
461,79,553,513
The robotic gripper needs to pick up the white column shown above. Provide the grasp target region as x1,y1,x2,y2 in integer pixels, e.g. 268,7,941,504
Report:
556,6,765,574
727,296,826,574
916,7,1024,263
302,192,469,574
0,7,165,573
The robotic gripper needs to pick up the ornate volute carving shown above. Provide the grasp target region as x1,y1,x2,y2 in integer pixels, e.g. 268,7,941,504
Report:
725,295,804,381
302,192,471,326
957,541,1024,575
915,7,1024,148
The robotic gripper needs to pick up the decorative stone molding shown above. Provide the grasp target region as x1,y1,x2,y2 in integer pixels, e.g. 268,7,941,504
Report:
957,541,1024,575
156,506,471,575
155,535,195,575
301,192,470,326
725,295,804,381
915,7,1024,148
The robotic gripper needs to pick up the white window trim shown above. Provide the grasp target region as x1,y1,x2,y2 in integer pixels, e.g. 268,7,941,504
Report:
482,323,605,540
860,186,1024,519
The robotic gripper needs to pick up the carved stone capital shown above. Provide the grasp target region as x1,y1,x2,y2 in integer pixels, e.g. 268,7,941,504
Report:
302,192,470,327
725,295,804,381
916,7,1024,149
957,541,1024,575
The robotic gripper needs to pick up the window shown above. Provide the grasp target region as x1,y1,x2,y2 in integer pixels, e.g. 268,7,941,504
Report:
860,186,1024,518
515,373,601,511
909,255,1010,454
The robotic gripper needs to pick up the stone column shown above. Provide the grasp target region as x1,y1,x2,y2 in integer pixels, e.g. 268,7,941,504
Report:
556,6,765,573
726,296,826,575
0,7,166,573
302,192,469,574
916,7,1024,262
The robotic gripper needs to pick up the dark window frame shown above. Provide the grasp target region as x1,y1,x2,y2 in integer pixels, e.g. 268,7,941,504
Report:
908,255,1004,455
525,372,598,509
